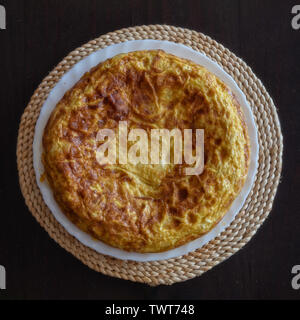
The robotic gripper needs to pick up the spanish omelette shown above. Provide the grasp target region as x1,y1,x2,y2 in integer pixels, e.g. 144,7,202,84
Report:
42,50,250,253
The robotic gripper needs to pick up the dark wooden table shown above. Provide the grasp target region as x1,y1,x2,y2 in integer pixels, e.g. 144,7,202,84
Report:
0,0,299,300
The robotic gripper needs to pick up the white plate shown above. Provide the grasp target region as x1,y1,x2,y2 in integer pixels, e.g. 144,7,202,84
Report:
33,40,259,262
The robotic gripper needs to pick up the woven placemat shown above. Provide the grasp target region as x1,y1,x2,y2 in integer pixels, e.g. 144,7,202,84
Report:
17,25,283,286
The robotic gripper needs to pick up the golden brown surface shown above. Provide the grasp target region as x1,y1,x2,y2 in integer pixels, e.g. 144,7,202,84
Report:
42,50,250,253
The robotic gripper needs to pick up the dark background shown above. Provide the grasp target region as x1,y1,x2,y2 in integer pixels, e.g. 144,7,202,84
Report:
0,0,299,300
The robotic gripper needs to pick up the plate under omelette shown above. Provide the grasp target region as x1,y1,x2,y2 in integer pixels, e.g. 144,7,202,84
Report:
42,50,250,253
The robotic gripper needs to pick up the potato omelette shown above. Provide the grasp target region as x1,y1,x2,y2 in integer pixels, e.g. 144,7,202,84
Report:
42,50,250,252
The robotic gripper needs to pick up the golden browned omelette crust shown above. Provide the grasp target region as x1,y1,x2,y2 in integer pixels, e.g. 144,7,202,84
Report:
42,50,250,253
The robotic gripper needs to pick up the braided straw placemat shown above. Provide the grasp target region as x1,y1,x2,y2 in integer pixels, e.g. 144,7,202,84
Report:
17,25,282,286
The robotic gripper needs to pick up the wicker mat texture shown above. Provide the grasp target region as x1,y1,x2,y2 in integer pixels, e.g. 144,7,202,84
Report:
17,25,283,286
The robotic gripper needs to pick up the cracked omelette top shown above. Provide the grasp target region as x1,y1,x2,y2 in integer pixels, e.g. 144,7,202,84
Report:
42,50,250,253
